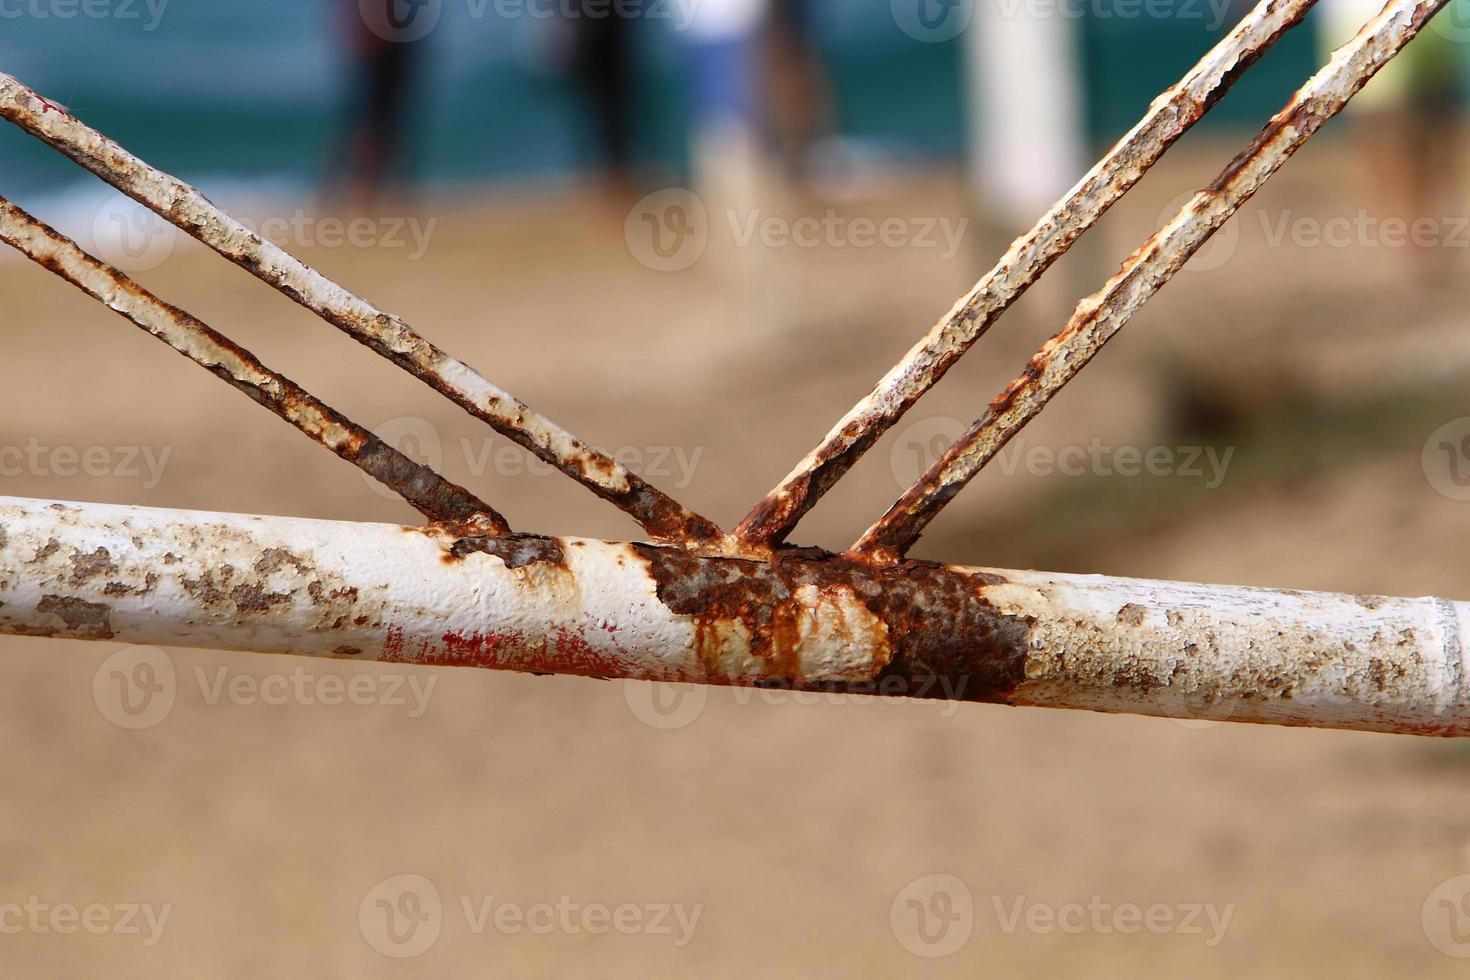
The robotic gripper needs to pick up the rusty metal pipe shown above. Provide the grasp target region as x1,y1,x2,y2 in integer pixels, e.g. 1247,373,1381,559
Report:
0,72,721,548
1,495,1466,737
0,196,508,532
734,0,1320,547
856,0,1450,558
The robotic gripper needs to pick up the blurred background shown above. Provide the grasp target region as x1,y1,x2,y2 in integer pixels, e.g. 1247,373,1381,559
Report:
6,0,1470,975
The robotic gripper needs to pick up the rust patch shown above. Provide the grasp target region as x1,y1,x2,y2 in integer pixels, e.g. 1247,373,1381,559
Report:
68,547,118,586
254,548,308,576
631,544,1032,702
1118,604,1148,627
448,534,567,570
30,538,61,564
33,594,114,639
230,583,292,613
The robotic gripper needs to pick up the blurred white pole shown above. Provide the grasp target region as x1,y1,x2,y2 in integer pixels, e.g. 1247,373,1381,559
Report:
965,4,1087,227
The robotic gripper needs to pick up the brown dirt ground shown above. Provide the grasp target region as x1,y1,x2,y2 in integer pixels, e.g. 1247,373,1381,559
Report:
5,132,1470,977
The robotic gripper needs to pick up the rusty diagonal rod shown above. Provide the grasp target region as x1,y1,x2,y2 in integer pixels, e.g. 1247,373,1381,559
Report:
0,73,722,549
855,0,1450,559
0,195,509,533
735,0,1320,548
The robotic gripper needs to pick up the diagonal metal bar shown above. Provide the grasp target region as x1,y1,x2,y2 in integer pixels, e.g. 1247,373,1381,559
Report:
855,0,1449,559
3,494,1467,737
0,72,722,548
733,0,1320,548
0,196,509,532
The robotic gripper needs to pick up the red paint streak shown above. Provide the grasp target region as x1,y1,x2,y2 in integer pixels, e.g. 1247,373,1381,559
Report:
35,97,67,116
383,623,406,660
381,619,630,676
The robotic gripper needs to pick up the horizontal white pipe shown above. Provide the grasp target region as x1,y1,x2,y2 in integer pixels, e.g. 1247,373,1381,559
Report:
0,496,1464,736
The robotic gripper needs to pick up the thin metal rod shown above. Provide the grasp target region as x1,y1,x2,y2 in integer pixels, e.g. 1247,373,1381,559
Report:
2,494,1466,737
0,196,509,532
734,0,1319,547
0,73,722,548
856,0,1448,559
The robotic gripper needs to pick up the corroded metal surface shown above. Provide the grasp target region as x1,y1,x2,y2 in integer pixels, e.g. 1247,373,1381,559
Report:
0,71,721,548
0,196,506,531
735,0,1320,547
1,496,1466,737
856,0,1450,559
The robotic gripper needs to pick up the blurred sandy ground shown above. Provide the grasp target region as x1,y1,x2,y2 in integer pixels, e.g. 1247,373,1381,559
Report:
6,132,1470,977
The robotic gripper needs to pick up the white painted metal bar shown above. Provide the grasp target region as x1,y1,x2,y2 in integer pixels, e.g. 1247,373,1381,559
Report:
1,496,1464,736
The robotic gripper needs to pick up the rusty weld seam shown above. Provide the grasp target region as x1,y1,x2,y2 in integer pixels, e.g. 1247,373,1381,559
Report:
854,0,1450,560
0,72,721,549
0,195,509,532
732,0,1320,548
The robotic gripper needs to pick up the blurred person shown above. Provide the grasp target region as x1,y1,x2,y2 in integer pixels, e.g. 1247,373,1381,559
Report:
328,0,429,208
765,0,836,187
566,4,640,199
680,0,770,204
1321,0,1463,274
